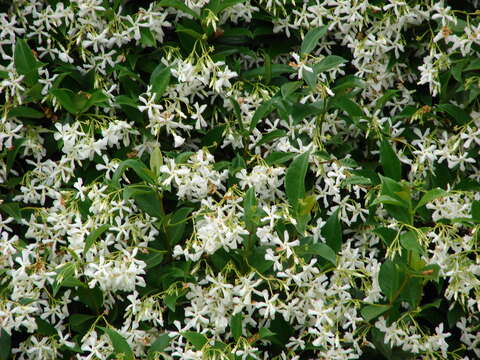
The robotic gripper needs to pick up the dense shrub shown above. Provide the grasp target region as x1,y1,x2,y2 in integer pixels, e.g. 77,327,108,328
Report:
0,0,480,359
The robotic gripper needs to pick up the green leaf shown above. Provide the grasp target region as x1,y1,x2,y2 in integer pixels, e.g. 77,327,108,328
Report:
436,103,470,125
167,207,194,245
14,39,39,86
255,129,286,147
415,188,448,211
372,195,409,208
140,27,156,47
258,328,276,339
8,106,44,119
374,90,400,111
148,334,172,360
331,97,364,118
181,331,208,350
111,159,156,188
281,81,303,98
321,209,342,253
230,313,243,341
77,286,103,313
116,95,138,108
0,328,11,360
380,140,401,181
314,55,347,73
50,89,107,115
150,65,171,96
296,242,336,265
0,202,22,222
84,224,110,254
399,231,423,254
361,304,391,322
69,314,96,334
341,175,372,187
150,145,163,176
50,88,85,115
379,260,405,303
100,327,135,360
52,263,84,296
158,0,202,19
300,26,328,55
265,152,296,165
285,151,310,214
36,318,58,336
472,200,480,222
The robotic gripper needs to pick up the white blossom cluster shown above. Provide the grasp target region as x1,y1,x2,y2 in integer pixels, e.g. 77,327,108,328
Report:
0,0,479,359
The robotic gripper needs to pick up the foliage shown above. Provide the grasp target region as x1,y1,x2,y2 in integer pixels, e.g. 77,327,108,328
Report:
0,0,480,359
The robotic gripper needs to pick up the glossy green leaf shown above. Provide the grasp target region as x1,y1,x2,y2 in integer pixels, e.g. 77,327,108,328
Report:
181,331,208,350
285,151,310,214
380,140,401,181
379,260,404,303
437,103,470,125
314,55,347,73
230,313,243,341
321,208,342,253
14,38,39,86
167,207,194,245
300,26,328,55
111,159,156,188
84,224,110,254
150,65,171,96
361,304,391,322
265,151,296,165
100,327,135,360
8,106,43,119
148,334,172,360
415,188,448,211
296,242,336,265
0,329,11,360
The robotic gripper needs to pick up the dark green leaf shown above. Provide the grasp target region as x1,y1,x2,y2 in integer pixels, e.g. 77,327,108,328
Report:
300,26,328,55
399,231,423,254
285,151,310,214
379,260,404,302
415,188,448,211
111,159,156,188
255,129,286,147
0,202,22,222
0,328,11,360
321,208,342,253
361,304,391,322
150,65,171,96
148,334,172,360
231,313,243,341
296,242,336,265
167,207,194,245
265,151,296,165
472,200,480,222
181,331,208,350
78,286,103,313
84,224,110,253
436,103,470,125
314,55,347,73
281,81,303,98
69,314,96,334
380,140,401,181
8,106,44,119
100,327,135,360
14,39,39,86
